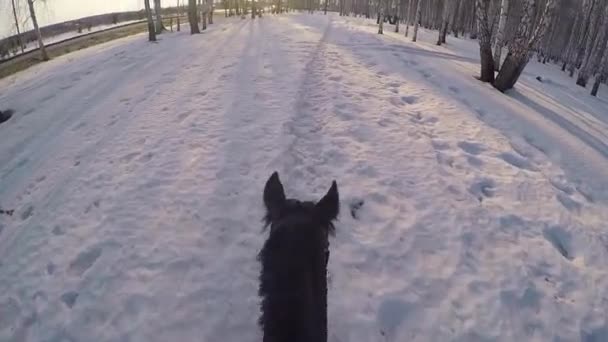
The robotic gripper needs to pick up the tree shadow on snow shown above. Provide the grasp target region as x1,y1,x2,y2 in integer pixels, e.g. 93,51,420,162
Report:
510,89,608,160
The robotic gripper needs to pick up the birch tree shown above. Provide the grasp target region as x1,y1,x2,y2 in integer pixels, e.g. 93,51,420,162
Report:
475,0,494,82
189,0,200,33
412,0,422,42
567,0,596,77
590,49,607,96
436,0,450,45
378,0,384,34
208,0,214,24
576,1,605,87
11,0,25,53
493,0,509,70
154,0,164,34
493,0,560,92
405,0,413,36
26,0,48,61
395,0,403,32
144,0,157,41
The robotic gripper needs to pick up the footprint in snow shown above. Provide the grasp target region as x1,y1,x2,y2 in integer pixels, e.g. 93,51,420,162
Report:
68,246,102,276
400,95,418,105
448,86,460,94
556,193,582,212
498,152,537,171
543,225,574,261
349,199,364,220
468,178,496,202
61,291,79,309
457,141,486,155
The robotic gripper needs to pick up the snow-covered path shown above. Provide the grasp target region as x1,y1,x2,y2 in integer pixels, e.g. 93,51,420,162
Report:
1,13,608,342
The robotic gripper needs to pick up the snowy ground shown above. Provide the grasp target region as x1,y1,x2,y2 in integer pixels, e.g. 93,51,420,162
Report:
1,12,608,342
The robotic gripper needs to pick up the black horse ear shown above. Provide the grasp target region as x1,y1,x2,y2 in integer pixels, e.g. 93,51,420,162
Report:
316,181,339,222
264,172,286,217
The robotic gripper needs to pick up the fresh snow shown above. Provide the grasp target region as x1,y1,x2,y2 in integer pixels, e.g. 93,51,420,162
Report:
1,13,608,342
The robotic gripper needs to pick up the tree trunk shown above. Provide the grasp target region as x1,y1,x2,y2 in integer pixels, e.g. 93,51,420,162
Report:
11,0,24,53
395,0,402,33
568,0,596,77
436,0,450,45
144,0,157,41
378,3,384,34
324,0,328,14
412,0,421,42
493,0,509,70
203,1,208,30
494,0,559,92
577,3,605,87
189,0,201,33
154,0,164,34
475,0,494,83
26,0,48,61
209,0,214,23
405,0,412,36
591,38,608,96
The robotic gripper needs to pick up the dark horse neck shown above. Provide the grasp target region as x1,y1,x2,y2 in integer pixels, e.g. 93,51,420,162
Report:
259,228,328,342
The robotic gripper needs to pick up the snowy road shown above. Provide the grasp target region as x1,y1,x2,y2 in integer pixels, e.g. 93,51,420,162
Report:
1,13,608,342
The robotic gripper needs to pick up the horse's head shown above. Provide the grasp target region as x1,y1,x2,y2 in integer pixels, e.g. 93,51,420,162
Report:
263,171,339,242
259,172,339,342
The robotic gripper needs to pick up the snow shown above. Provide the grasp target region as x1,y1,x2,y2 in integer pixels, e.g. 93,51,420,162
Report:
1,12,608,342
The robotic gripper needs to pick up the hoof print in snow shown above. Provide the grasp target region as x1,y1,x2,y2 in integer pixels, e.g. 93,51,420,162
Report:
401,95,418,105
556,193,582,212
457,141,486,155
469,178,496,202
0,208,14,216
543,226,574,261
20,205,34,220
0,109,14,125
52,225,64,235
47,262,56,275
61,291,79,309
68,246,102,276
498,152,537,171
349,199,364,219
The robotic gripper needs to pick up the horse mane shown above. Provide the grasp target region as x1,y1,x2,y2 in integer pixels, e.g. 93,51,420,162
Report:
258,207,330,342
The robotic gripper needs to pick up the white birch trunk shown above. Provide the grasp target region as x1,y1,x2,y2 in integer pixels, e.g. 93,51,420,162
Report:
412,0,422,42
493,0,509,70
577,3,605,87
11,0,24,53
26,0,48,61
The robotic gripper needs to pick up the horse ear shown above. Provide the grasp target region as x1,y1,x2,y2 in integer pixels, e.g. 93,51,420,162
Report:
316,181,339,222
264,172,286,216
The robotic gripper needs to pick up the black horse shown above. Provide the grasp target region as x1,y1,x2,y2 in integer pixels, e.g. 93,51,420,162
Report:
258,172,340,342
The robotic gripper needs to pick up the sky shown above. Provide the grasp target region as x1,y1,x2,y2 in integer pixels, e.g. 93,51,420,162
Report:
1,0,183,37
